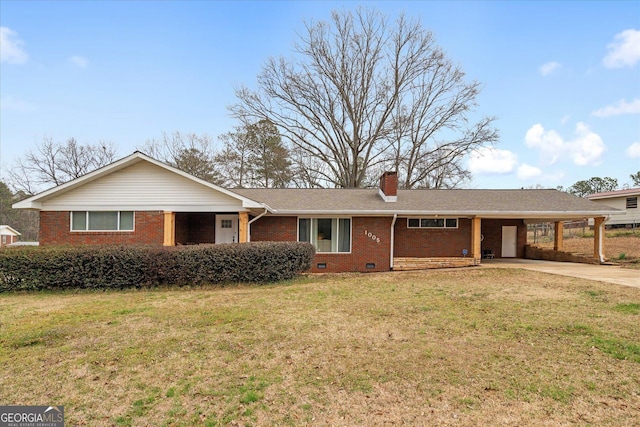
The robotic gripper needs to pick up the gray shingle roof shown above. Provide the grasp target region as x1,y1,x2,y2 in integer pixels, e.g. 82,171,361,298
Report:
232,188,621,219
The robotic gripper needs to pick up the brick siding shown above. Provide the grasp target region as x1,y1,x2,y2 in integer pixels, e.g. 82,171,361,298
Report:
175,212,216,244
250,216,392,273
480,219,527,258
39,211,164,246
394,218,473,258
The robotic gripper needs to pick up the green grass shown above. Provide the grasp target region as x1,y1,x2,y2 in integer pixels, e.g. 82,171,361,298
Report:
1,269,639,426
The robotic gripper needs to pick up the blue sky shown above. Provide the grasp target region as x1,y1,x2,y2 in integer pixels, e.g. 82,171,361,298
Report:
1,0,639,190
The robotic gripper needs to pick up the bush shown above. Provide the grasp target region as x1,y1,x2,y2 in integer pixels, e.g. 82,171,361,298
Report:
0,242,315,292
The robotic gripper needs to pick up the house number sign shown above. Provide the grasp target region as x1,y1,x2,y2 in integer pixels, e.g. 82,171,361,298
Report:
364,230,381,243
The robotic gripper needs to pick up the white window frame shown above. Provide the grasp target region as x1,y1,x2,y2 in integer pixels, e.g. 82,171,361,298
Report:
70,211,135,232
407,217,459,229
298,217,352,253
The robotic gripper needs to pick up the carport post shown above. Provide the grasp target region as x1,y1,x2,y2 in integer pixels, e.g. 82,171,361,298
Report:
554,221,564,251
163,211,175,246
471,217,482,261
239,212,249,243
593,216,605,263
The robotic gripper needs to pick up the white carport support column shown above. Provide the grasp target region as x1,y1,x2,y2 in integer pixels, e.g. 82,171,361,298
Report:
593,216,605,263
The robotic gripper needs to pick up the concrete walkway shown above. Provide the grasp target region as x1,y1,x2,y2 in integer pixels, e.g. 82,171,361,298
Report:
481,258,640,289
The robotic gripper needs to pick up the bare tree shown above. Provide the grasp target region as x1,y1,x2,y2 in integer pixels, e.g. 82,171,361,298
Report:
230,7,497,188
138,132,223,184
215,129,253,188
139,132,222,184
8,137,117,194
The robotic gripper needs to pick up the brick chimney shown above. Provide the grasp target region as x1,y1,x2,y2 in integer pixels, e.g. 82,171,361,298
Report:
379,171,398,202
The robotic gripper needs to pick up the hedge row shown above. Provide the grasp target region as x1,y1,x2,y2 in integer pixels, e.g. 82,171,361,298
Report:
0,242,315,292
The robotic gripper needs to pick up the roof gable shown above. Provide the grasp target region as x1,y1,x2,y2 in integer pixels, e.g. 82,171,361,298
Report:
588,188,640,200
13,152,263,211
0,225,21,236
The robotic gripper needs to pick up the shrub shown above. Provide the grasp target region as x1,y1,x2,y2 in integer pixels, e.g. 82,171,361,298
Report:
0,242,315,292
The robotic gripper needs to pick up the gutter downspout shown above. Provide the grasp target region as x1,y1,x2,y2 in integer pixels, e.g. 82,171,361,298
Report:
390,214,398,270
247,208,268,242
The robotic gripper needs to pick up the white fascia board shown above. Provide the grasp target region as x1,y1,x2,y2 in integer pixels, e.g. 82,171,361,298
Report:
264,209,623,218
37,204,255,213
12,200,42,209
0,225,21,236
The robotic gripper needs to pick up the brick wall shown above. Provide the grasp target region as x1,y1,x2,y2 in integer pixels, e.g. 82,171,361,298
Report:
175,212,216,244
250,216,392,273
249,216,297,242
39,211,164,246
525,245,598,264
480,219,527,258
394,218,473,258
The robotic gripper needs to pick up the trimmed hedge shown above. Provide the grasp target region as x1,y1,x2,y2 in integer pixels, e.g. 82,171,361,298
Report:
0,242,315,292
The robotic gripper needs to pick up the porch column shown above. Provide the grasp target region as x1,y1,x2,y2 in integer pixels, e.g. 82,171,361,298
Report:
553,221,564,251
163,211,175,246
593,216,605,263
471,217,482,261
238,211,249,243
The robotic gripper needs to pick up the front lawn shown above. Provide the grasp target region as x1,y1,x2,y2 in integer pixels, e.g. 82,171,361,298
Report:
1,269,639,426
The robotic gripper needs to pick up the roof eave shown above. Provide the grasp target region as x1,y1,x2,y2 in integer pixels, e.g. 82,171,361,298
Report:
265,209,622,217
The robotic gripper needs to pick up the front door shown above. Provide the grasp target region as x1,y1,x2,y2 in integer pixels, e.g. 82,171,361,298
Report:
501,226,517,258
215,215,238,244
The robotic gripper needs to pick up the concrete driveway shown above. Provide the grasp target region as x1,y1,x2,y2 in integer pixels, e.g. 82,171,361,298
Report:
481,259,640,289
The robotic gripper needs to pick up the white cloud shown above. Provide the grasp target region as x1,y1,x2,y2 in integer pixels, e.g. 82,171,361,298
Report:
468,147,518,174
70,55,89,68
626,142,640,158
0,96,35,112
591,98,640,117
560,115,571,125
603,29,640,68
517,164,542,180
0,27,28,64
539,61,561,76
568,122,605,166
524,122,606,167
524,124,564,164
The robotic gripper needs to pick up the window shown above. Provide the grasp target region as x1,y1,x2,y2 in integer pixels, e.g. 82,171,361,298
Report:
626,197,638,209
71,211,134,231
407,217,458,229
299,218,351,253
220,219,233,229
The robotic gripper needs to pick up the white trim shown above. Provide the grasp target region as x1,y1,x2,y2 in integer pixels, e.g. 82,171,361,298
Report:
298,216,352,254
70,211,135,232
265,209,621,218
406,217,459,229
378,188,397,203
0,225,21,236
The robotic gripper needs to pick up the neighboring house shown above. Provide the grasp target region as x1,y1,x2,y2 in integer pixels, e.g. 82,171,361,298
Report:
587,188,640,229
0,225,21,247
13,152,621,272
